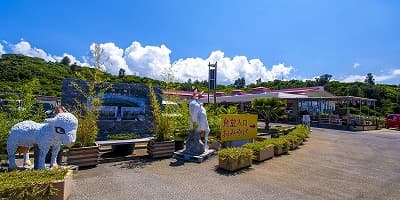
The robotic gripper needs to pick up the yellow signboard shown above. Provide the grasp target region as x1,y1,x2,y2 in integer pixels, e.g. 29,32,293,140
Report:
221,114,258,141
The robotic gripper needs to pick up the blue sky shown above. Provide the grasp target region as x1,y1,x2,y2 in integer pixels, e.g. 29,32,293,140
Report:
1,0,399,85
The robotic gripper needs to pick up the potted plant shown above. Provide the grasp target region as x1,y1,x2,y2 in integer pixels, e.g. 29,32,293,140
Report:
107,133,140,156
265,137,290,156
67,45,106,167
0,168,73,200
146,85,175,158
285,134,302,150
243,141,274,162
67,107,100,167
218,147,254,171
291,125,310,142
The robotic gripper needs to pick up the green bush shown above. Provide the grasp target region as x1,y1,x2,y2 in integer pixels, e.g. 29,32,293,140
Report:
107,133,140,140
284,134,303,145
265,137,290,152
0,169,68,199
243,141,274,152
289,125,310,140
218,147,254,161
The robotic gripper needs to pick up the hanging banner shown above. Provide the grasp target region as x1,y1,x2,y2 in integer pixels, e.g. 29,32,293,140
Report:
221,114,258,141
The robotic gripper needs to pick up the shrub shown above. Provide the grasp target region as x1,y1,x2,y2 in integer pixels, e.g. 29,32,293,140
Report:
265,137,290,152
72,106,99,147
107,133,140,140
149,85,174,142
243,141,274,152
218,147,254,161
289,125,310,140
285,134,303,145
0,169,69,199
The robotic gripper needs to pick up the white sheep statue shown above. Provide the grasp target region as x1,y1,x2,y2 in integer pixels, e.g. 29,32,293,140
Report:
7,113,78,170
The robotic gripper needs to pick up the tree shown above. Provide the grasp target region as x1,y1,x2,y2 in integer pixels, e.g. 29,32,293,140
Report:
234,77,246,89
315,74,332,86
365,73,375,85
251,97,286,130
256,78,262,86
60,56,71,66
118,68,126,78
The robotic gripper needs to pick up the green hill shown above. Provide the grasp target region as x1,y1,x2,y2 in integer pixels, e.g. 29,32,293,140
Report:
0,54,399,116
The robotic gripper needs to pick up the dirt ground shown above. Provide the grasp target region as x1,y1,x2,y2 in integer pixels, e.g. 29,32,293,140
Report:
70,127,400,200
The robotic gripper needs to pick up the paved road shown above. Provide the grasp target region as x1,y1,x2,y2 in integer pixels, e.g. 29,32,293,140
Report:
70,128,400,200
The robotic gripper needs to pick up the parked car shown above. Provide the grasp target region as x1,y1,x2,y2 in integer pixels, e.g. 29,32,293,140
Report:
385,114,400,129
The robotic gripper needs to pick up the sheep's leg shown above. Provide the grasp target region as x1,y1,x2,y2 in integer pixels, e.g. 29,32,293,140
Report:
7,144,18,171
37,145,50,169
50,145,61,168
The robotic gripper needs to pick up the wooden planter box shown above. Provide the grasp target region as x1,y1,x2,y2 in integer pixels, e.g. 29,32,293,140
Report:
50,170,73,200
254,146,274,161
290,142,300,150
219,158,252,171
274,146,288,156
67,145,99,167
147,140,175,158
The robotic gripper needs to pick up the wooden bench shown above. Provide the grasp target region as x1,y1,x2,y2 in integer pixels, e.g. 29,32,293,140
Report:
95,137,153,147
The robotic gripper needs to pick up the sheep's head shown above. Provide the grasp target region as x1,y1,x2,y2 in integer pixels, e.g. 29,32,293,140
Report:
46,113,78,146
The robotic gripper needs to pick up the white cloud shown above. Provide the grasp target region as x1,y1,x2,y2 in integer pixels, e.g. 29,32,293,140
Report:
89,43,130,74
172,51,293,84
4,40,295,84
124,41,171,79
89,41,293,84
341,75,365,83
341,69,400,83
0,43,5,55
353,63,360,68
11,40,56,62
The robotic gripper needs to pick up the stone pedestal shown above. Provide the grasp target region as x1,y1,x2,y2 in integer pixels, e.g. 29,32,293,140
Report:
174,149,216,163
173,130,216,163
183,130,205,155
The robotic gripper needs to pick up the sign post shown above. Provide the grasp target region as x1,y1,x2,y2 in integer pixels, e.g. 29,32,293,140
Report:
208,62,217,104
221,114,258,142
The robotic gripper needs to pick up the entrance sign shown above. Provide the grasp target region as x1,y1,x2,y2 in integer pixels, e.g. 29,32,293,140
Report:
221,114,258,141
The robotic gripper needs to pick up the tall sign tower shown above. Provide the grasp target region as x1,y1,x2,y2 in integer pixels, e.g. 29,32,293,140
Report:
208,62,217,104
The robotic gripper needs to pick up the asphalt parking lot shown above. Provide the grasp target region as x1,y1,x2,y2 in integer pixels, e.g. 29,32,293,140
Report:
70,127,400,200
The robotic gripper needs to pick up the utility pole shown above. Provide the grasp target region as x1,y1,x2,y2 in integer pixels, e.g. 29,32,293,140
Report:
208,62,217,104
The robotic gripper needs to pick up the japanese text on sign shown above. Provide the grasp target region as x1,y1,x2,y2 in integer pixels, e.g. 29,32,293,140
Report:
221,114,258,141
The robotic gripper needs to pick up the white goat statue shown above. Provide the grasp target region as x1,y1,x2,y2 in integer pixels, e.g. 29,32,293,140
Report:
189,91,210,149
7,113,78,170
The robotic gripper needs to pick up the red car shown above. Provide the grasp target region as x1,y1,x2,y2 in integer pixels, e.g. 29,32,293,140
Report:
385,114,400,129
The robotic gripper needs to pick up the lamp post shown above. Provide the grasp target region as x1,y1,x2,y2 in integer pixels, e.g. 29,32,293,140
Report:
208,62,217,104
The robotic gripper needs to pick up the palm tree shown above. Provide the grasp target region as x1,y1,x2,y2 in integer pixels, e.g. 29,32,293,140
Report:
251,97,286,130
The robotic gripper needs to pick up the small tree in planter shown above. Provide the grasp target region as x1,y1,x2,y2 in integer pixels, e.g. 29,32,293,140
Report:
147,84,175,158
67,44,108,167
243,141,274,162
218,147,254,171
